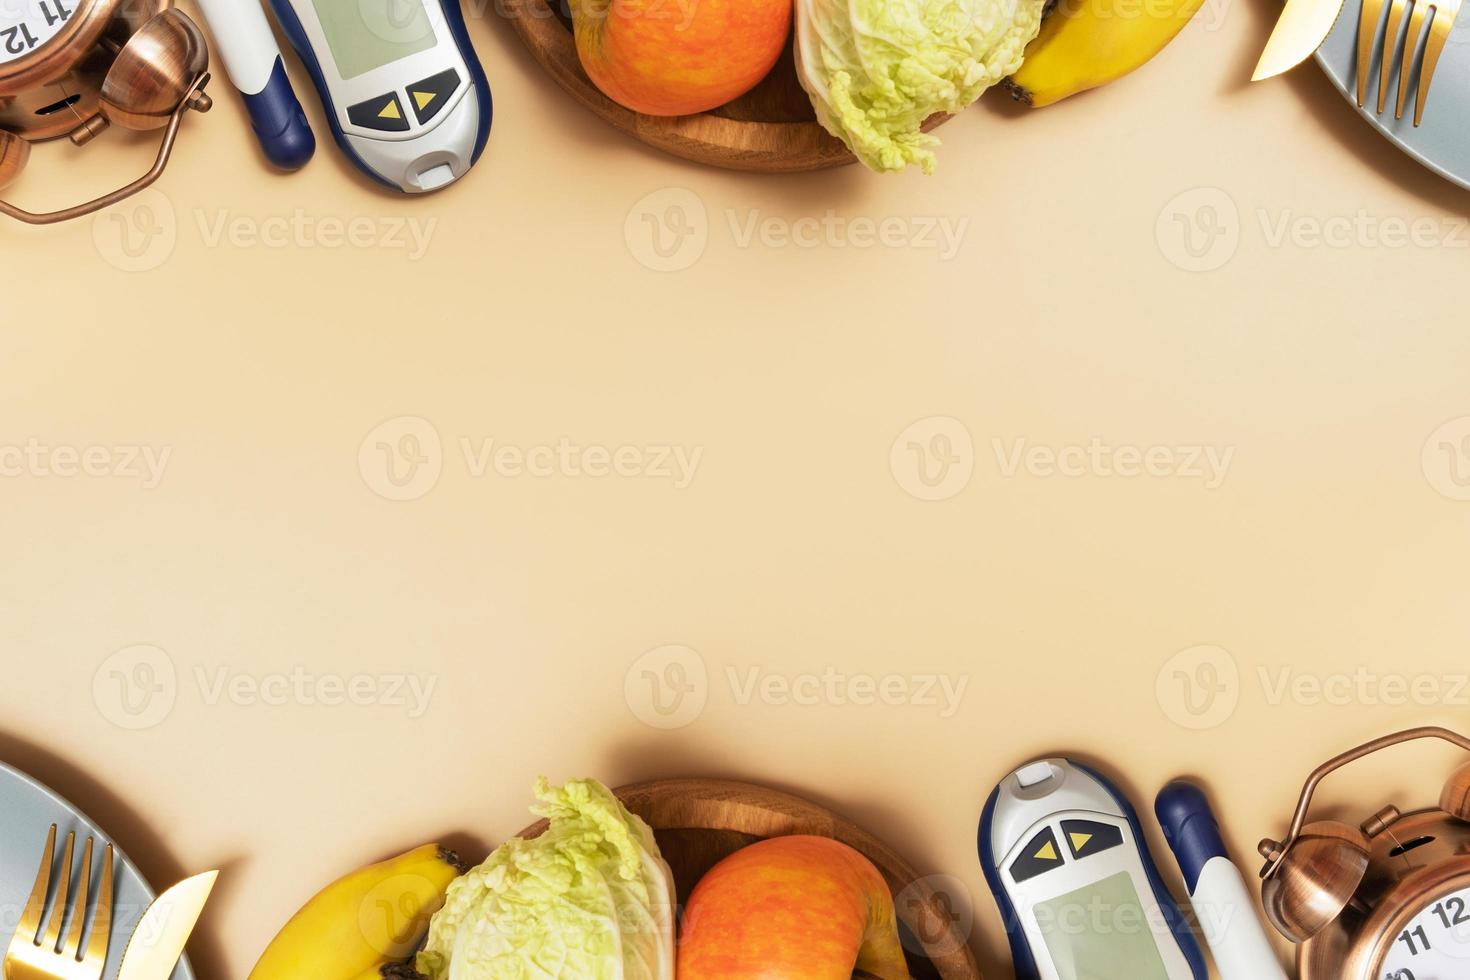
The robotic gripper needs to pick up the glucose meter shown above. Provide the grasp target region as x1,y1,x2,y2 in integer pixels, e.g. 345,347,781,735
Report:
979,759,1206,980
267,0,491,192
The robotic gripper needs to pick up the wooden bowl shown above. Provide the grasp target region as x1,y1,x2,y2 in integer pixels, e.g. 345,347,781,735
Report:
502,0,950,172
517,778,982,979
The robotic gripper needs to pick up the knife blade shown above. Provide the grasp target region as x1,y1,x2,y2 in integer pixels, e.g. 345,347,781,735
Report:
1252,0,1350,79
117,870,218,980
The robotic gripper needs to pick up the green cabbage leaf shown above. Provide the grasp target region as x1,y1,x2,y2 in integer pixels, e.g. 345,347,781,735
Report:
416,778,676,980
796,0,1044,173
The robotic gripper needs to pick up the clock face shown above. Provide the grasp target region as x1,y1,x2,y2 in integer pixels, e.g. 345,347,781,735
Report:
0,0,77,65
1379,885,1470,980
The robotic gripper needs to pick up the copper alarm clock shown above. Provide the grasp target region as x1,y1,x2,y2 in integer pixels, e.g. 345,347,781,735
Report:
0,0,213,223
1258,727,1470,980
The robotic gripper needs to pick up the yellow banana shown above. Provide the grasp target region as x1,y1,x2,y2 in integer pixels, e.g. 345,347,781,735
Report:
1006,0,1209,106
249,843,466,980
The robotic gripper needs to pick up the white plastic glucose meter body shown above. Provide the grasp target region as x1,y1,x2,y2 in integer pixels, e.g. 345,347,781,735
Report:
269,0,491,192
979,759,1206,980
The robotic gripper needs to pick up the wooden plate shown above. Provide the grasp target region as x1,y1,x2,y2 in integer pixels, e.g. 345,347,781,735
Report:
517,778,983,979
504,0,851,172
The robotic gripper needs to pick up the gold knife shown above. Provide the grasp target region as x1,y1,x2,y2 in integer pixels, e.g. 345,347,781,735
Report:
1253,0,1350,79
117,871,218,980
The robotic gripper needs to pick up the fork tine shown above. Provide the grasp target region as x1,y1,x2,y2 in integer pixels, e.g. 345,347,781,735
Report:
41,832,75,952
1414,0,1459,123
17,825,57,944
62,837,94,960
84,844,114,971
1380,0,1414,111
1399,0,1433,116
1359,0,1386,104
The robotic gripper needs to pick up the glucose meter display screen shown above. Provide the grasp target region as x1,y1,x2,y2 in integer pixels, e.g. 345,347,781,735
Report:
1036,872,1171,980
311,0,436,79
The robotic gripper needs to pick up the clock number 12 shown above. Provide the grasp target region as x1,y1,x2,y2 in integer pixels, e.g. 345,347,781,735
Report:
1,0,70,55
1433,896,1470,929
1,23,37,55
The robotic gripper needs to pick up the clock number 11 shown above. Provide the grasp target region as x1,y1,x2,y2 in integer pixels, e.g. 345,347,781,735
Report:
1397,925,1432,957
1394,900,1470,959
38,0,70,26
1,0,71,55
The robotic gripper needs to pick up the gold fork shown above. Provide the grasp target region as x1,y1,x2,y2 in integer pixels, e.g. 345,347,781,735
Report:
1358,0,1463,125
3,825,114,980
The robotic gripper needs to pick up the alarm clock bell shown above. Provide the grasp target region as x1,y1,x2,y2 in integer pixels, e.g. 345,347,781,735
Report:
0,3,212,224
0,132,31,189
1260,727,1470,980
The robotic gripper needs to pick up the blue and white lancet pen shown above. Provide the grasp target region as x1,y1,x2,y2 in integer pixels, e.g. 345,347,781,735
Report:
195,0,316,171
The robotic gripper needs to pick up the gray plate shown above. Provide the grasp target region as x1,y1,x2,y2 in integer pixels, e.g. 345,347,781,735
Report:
0,761,193,980
1318,0,1470,189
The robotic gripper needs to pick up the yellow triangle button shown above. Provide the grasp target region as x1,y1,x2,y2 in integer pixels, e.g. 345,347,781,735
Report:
1070,832,1093,853
413,91,437,110
378,101,402,120
1035,840,1057,862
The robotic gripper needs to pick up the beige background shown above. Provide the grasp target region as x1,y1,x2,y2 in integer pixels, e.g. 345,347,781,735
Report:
4,0,1470,975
